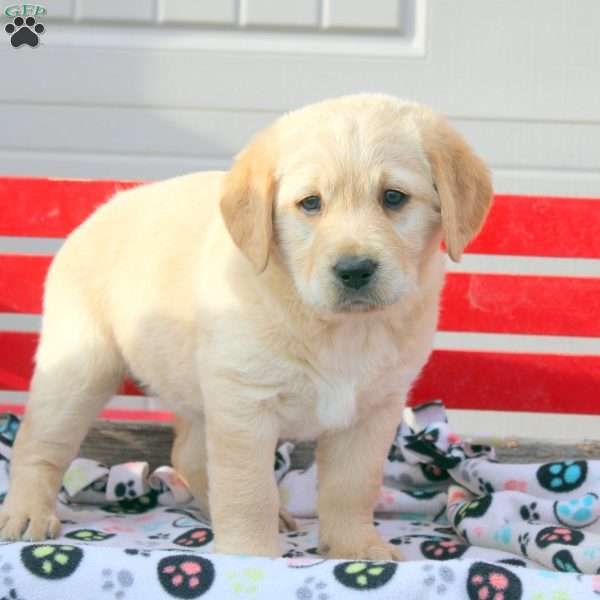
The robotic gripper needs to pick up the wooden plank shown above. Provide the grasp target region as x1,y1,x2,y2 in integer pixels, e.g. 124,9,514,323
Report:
410,350,600,415
74,422,600,470
3,257,599,338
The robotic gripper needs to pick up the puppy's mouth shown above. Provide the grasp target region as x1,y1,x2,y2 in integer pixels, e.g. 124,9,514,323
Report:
334,294,384,313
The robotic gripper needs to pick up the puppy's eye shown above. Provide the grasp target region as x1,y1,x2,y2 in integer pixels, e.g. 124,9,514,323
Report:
383,189,409,210
298,195,321,214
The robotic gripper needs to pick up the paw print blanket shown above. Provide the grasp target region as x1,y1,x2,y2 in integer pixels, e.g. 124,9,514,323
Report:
1,402,600,599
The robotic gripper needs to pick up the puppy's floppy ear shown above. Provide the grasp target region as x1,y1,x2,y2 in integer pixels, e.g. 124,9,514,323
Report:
419,112,493,262
220,130,276,273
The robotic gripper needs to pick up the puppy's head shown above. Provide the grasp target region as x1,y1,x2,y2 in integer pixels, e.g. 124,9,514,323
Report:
221,94,492,314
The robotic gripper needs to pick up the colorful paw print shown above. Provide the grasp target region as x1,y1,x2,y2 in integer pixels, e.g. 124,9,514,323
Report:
225,567,264,595
173,528,213,548
20,544,83,580
453,494,493,527
552,549,581,573
537,461,587,493
420,463,449,482
554,493,599,528
157,555,215,598
65,529,115,542
333,561,397,590
421,539,468,560
535,526,584,549
467,562,522,600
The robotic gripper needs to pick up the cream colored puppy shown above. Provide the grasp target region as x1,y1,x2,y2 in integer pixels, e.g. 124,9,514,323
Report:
0,94,492,559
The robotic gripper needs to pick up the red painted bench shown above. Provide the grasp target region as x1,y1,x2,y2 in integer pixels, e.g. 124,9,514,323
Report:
1,177,599,420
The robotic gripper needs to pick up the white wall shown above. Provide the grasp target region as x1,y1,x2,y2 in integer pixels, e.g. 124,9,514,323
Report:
1,0,599,440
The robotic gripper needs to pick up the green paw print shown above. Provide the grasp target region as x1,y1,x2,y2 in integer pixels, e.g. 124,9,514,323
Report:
65,529,115,542
225,567,264,595
531,592,572,600
21,544,83,579
333,561,397,590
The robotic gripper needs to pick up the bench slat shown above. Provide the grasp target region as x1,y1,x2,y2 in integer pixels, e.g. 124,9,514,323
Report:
2,255,599,337
1,178,599,259
410,350,600,414
0,331,143,395
469,194,600,258
0,178,141,238
2,331,599,415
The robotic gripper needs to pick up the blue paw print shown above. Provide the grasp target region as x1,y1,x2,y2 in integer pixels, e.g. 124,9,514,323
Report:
537,460,587,493
554,493,599,527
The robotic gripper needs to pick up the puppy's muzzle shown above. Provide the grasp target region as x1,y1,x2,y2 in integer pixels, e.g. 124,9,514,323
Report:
333,256,378,290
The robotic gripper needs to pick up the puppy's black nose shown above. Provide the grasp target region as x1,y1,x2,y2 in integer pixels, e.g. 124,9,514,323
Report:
334,256,378,290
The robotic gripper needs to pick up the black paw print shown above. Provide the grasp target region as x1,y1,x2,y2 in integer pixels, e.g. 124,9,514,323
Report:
287,530,309,539
520,502,540,522
518,532,530,557
5,16,44,48
497,558,528,568
124,549,152,558
1,589,25,600
114,480,137,499
387,444,404,462
477,477,494,495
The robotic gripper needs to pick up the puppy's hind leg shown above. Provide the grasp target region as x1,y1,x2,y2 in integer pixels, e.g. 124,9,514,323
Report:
0,288,124,541
171,415,210,520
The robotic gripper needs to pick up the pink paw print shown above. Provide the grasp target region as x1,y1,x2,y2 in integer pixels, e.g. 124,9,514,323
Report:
504,480,527,493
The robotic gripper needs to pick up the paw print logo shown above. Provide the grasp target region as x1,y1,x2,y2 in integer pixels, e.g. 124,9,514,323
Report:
5,16,44,48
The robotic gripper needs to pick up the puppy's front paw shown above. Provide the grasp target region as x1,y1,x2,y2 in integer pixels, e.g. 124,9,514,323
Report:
0,503,61,541
321,528,404,561
324,541,404,561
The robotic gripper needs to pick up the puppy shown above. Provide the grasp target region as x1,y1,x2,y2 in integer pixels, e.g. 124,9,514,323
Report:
0,94,492,559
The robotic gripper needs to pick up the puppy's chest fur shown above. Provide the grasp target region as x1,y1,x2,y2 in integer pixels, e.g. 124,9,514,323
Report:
274,317,415,438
